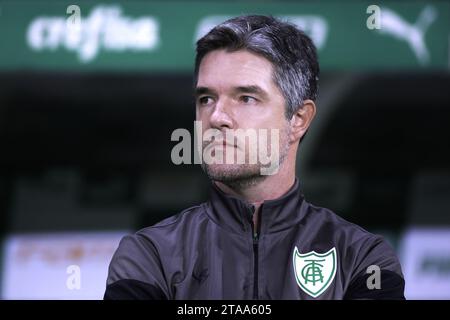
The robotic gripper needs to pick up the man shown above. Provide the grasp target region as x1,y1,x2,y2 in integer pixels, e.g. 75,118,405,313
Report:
104,15,405,300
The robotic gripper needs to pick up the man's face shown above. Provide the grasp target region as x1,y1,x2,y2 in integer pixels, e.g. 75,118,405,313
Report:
195,49,291,184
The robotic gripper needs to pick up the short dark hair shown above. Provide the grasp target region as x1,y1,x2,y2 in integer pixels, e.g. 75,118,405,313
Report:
195,15,319,119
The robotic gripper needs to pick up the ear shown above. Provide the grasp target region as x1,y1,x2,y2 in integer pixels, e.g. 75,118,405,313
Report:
289,99,316,143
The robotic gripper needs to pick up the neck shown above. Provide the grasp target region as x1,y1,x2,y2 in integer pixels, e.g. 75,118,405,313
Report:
215,162,295,235
214,155,296,206
213,146,299,234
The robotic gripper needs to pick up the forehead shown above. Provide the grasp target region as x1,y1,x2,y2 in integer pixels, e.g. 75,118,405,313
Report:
197,49,276,91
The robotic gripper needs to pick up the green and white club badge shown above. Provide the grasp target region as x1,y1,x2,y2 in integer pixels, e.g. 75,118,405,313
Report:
293,247,337,298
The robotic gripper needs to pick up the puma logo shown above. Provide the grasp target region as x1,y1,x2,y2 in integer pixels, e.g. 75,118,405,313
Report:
379,5,437,65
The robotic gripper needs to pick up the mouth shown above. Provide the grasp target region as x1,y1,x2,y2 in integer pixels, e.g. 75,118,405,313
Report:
209,141,236,148
204,140,238,152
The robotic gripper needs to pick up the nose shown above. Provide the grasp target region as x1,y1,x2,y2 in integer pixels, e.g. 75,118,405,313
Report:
209,99,234,130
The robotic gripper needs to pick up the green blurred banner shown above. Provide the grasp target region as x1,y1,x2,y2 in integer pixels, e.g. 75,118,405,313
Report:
0,1,449,71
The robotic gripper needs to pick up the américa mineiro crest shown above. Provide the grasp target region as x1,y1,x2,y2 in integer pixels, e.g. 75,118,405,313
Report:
292,247,337,298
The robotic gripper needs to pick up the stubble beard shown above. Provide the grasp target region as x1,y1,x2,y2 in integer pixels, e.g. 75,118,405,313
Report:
201,125,291,190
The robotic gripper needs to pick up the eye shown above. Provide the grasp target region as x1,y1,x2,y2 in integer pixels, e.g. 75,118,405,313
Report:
240,96,257,104
198,96,213,106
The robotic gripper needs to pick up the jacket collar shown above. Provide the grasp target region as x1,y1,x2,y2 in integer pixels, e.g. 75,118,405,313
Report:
206,177,308,236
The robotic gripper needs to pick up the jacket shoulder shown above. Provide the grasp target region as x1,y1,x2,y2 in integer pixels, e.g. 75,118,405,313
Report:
306,202,391,249
305,203,405,299
304,202,403,276
136,203,208,239
104,204,208,299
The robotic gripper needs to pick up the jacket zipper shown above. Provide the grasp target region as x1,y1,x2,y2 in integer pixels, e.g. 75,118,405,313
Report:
250,207,259,300
253,230,259,300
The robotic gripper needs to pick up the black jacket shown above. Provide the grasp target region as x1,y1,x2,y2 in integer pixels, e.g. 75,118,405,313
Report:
104,179,405,300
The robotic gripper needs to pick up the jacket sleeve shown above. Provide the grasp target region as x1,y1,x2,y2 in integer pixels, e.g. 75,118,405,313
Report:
104,234,170,300
343,235,405,300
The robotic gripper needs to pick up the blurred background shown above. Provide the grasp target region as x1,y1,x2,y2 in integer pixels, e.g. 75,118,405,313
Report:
0,0,449,299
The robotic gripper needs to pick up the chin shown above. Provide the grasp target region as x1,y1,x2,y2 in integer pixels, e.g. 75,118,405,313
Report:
202,163,262,183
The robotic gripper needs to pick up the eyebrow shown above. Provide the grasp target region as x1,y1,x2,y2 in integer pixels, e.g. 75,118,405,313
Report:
194,85,269,99
232,85,269,100
194,87,217,98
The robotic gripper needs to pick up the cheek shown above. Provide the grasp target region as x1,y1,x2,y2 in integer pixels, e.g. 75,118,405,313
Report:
250,106,287,129
196,107,207,121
